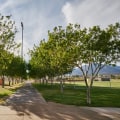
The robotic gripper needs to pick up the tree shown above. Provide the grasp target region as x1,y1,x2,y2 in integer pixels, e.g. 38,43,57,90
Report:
47,27,75,91
29,29,74,88
29,40,48,79
65,23,120,104
29,23,120,104
0,14,19,87
7,56,27,84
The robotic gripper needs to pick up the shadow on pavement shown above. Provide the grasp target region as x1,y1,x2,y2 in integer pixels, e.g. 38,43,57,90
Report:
3,83,120,120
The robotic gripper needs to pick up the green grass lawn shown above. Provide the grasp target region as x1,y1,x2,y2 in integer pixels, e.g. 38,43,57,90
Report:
0,83,23,104
33,80,120,107
68,79,120,88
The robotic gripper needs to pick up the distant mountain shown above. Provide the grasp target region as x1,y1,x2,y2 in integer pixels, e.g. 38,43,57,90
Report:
99,65,120,75
71,65,120,76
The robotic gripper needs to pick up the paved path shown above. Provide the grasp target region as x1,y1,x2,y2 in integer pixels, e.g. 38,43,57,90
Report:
0,81,120,120
6,81,46,105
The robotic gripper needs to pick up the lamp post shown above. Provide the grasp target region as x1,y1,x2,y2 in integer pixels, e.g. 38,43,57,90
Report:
21,22,24,82
21,22,24,59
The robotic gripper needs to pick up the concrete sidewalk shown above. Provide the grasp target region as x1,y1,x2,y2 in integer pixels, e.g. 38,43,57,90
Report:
0,81,47,120
0,81,120,120
6,81,46,105
0,105,46,120
4,81,47,120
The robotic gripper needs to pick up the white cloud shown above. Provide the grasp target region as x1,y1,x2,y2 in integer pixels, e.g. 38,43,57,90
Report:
62,0,120,28
0,0,30,12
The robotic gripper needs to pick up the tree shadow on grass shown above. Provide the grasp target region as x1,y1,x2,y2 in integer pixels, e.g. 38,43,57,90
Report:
91,86,120,107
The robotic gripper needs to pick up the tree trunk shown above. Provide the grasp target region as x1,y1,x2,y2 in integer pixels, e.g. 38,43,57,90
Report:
86,86,91,105
43,78,45,84
45,79,48,84
60,80,63,93
12,77,14,85
17,78,19,83
50,77,53,86
8,77,11,86
15,79,16,84
60,75,63,93
40,78,42,84
19,77,21,83
21,77,23,83
2,77,5,88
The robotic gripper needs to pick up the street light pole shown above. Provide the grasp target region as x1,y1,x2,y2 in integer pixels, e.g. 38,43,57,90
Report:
21,22,24,82
21,22,24,59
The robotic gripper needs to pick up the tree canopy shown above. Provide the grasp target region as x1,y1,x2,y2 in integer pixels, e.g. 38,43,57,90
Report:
29,23,120,104
0,14,26,86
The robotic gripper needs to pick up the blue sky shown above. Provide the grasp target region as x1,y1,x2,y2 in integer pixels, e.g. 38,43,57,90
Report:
0,0,120,61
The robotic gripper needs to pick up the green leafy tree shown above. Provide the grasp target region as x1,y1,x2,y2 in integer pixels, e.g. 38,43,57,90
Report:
29,23,120,104
0,14,19,87
7,56,27,84
65,23,120,104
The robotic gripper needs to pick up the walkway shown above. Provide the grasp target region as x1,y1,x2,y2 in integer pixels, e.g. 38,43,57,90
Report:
0,81,119,120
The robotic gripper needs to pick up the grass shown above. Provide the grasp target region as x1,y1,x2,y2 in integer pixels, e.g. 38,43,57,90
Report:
0,83,23,104
33,80,120,107
68,79,120,88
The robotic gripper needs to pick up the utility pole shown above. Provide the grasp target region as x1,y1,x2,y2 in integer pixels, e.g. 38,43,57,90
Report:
21,22,24,82
21,22,24,59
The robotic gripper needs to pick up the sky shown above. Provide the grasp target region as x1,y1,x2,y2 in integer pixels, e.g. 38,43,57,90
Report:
0,0,120,61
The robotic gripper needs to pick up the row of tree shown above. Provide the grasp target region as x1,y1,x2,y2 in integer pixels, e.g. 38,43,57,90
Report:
29,23,120,104
0,14,26,87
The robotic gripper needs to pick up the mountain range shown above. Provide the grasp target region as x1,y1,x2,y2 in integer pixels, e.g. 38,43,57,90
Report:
71,65,120,76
